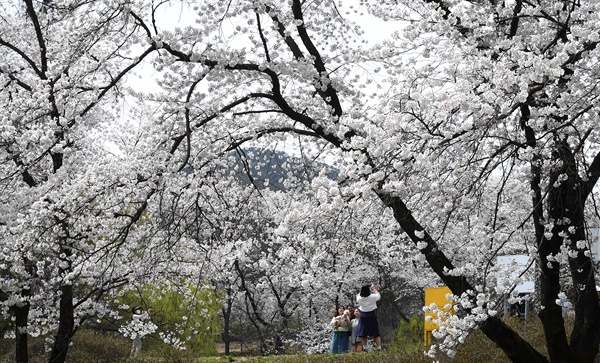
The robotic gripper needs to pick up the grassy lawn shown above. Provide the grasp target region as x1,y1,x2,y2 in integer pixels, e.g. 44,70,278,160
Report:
129,351,433,363
186,317,552,363
2,316,581,363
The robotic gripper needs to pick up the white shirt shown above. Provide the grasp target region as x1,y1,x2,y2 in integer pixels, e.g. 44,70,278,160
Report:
330,315,350,331
132,313,144,321
356,292,380,312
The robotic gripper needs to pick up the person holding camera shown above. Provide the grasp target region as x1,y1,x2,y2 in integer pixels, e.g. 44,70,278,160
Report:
329,305,351,353
129,306,154,357
356,284,382,351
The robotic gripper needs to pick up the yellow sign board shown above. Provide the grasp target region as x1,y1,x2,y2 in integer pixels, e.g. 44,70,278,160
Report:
424,286,454,344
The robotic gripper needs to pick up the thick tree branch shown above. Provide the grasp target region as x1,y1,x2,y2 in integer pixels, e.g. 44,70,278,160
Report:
291,0,343,118
255,12,272,62
226,127,319,152
0,37,43,78
24,0,48,76
509,0,523,38
178,78,204,171
169,92,273,155
377,191,547,362
264,5,304,59
70,45,156,127
234,259,269,326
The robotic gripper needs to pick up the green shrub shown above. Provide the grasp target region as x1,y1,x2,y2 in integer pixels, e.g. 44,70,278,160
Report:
389,315,425,354
119,283,222,356
69,329,131,363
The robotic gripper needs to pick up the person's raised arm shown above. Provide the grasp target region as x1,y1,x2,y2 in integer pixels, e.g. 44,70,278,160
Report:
370,283,378,295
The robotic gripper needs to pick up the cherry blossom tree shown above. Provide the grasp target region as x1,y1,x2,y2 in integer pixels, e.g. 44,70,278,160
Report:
144,133,417,353
131,0,600,362
373,0,600,361
0,1,162,362
3,0,600,362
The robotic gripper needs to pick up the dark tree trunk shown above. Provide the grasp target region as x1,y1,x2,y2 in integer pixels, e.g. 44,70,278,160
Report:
537,232,569,363
47,283,74,363
568,243,600,363
542,140,600,363
48,241,75,363
13,259,34,363
537,214,569,363
221,292,233,355
13,301,30,363
519,108,565,362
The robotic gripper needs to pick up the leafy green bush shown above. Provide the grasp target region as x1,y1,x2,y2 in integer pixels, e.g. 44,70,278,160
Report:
119,283,222,356
389,315,425,354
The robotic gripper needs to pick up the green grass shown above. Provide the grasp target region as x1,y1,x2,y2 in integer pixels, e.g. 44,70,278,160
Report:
4,316,597,363
190,352,431,363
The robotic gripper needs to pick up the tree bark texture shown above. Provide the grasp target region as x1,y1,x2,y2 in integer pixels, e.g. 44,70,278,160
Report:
540,140,600,363
222,294,233,355
47,283,74,363
14,301,30,363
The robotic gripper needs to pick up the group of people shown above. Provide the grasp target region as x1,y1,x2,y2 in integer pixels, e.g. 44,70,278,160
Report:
329,283,382,353
128,285,381,357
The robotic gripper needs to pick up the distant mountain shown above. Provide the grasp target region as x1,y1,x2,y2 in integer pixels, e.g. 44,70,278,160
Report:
229,147,338,191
